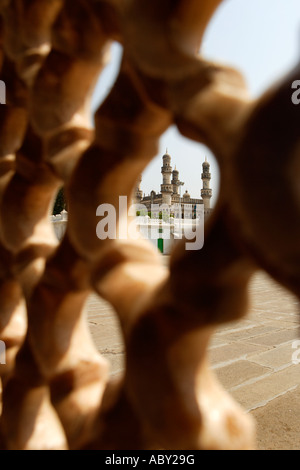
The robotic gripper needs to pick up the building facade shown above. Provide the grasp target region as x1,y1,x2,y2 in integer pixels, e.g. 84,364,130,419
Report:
51,152,213,255
133,151,213,219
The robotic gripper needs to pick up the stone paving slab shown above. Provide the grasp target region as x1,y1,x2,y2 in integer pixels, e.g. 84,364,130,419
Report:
230,365,300,411
242,328,299,348
216,324,281,343
214,360,271,390
249,343,298,371
87,295,124,376
86,269,300,449
251,386,300,450
209,341,271,367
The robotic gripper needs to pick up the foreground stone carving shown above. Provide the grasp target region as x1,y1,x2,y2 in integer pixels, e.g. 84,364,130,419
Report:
0,0,299,450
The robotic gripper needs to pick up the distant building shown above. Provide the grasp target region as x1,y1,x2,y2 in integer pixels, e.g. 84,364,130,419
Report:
133,151,213,218
51,151,213,255
132,151,213,254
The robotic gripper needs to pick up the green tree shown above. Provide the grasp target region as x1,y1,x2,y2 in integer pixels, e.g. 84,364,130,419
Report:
53,187,67,215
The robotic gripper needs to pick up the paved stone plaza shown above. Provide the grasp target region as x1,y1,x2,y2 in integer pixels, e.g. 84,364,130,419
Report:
87,269,300,450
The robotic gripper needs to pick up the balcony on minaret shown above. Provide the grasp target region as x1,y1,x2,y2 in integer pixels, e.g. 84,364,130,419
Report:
161,165,172,174
161,184,173,194
201,188,212,198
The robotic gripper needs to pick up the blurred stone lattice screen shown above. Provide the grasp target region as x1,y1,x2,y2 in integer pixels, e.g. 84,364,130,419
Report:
0,0,299,450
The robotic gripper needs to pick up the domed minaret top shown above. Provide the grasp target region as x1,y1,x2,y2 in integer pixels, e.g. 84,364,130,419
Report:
162,149,172,167
203,156,210,169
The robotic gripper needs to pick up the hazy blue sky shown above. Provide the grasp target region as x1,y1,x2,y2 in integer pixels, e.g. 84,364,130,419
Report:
92,0,300,206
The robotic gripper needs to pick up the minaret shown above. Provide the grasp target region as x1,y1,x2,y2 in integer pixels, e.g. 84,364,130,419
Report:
133,174,143,204
171,166,184,204
201,158,212,213
161,150,173,206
